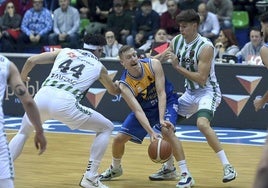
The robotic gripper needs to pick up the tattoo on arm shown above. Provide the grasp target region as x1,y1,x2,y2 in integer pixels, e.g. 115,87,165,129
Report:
14,84,26,96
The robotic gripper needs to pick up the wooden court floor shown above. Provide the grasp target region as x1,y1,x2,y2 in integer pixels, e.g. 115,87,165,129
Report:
6,131,263,188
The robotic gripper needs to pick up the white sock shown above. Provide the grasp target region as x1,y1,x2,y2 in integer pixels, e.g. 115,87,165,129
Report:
216,150,230,166
112,157,121,169
164,156,174,170
85,160,100,180
178,160,189,173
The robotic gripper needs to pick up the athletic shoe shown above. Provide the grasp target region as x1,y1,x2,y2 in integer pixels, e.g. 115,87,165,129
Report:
99,165,123,181
222,164,237,183
79,175,109,188
176,172,195,188
149,165,178,181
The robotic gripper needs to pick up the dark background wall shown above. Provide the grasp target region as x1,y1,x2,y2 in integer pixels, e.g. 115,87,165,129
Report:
3,54,268,129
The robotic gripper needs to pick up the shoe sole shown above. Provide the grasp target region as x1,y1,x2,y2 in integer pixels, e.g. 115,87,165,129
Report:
222,172,237,183
149,175,178,181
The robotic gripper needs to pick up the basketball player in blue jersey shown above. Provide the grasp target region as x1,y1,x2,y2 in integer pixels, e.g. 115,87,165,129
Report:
9,34,120,188
252,12,268,188
0,55,46,188
99,45,195,188
153,9,237,184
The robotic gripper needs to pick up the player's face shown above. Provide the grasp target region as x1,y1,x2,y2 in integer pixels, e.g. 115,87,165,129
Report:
179,22,197,41
92,47,103,59
261,21,268,42
120,48,139,68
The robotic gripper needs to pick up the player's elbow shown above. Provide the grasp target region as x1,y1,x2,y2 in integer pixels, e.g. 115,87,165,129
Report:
197,76,207,87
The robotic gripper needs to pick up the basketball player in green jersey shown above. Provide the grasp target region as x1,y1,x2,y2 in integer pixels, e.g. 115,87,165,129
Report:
9,34,120,188
151,9,237,185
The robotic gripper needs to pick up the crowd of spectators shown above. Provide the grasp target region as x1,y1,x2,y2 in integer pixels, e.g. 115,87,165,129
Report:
0,0,266,65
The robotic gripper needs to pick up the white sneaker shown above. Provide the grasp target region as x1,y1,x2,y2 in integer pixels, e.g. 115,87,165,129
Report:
149,165,178,181
223,164,237,183
79,175,109,188
176,172,195,188
99,165,123,181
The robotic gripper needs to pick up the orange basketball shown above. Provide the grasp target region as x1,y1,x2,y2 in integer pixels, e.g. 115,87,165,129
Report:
148,138,172,163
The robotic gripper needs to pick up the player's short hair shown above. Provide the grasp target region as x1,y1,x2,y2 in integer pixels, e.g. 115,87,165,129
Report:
83,33,107,46
118,45,133,59
176,9,200,24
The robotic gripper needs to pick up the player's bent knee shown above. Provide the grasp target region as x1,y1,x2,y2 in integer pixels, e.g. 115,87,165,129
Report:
113,133,130,144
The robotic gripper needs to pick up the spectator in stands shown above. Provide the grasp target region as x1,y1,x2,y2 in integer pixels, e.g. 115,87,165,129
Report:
107,0,132,44
76,0,89,18
236,26,264,64
124,0,139,21
214,28,239,60
84,0,113,35
198,2,220,43
178,0,202,12
206,0,234,29
103,30,123,58
160,0,180,40
126,0,160,48
139,28,170,57
152,0,167,16
0,2,22,52
48,0,80,49
17,0,53,53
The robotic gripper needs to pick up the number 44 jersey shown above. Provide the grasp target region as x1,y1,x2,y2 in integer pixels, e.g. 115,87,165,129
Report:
42,48,103,100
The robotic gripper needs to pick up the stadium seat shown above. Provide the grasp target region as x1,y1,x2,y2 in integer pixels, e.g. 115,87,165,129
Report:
232,11,249,29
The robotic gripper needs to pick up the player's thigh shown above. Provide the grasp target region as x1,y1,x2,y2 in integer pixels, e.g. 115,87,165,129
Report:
178,92,197,117
53,102,114,132
120,113,148,144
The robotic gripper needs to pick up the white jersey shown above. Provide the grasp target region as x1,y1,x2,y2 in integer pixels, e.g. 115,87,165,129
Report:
0,55,10,126
42,48,103,100
0,55,14,181
171,34,219,90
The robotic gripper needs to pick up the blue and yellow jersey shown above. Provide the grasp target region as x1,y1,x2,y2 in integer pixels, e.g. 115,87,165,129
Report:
119,58,174,110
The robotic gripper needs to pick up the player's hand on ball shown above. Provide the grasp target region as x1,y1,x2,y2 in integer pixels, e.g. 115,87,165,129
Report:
150,132,162,143
161,120,175,131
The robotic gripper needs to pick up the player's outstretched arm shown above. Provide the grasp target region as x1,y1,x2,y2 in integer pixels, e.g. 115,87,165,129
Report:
99,66,121,95
8,62,47,155
119,83,160,142
151,59,166,124
21,50,61,81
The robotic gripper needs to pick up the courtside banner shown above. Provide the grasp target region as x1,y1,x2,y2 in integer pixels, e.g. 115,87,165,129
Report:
3,54,268,129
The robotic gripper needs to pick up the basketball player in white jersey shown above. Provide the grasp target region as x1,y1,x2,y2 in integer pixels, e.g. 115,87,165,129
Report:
0,55,46,188
9,34,120,188
252,12,268,188
151,9,237,185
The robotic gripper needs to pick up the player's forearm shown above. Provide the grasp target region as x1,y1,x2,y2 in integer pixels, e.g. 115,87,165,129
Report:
172,65,206,86
22,97,43,133
158,92,166,122
135,111,154,136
